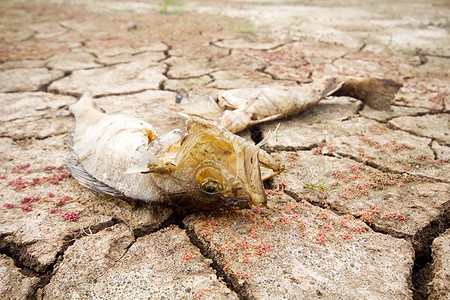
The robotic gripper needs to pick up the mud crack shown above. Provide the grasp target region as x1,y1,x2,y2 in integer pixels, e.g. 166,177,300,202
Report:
387,118,449,147
184,224,254,300
0,217,118,299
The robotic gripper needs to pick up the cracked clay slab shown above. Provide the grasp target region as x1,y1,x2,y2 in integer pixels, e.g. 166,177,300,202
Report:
48,62,166,96
388,113,450,144
93,90,185,134
46,52,101,71
0,135,116,272
273,151,449,258
359,105,429,122
96,51,166,66
0,92,76,140
0,254,39,300
44,224,238,299
165,56,217,79
429,228,450,300
394,79,448,111
263,117,449,182
184,193,414,299
0,68,64,93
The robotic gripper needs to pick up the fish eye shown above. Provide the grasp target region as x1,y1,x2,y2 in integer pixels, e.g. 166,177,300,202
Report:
200,179,223,193
195,165,225,194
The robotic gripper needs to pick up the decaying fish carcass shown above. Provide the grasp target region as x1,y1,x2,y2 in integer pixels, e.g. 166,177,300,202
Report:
171,77,402,133
66,76,400,211
66,92,283,211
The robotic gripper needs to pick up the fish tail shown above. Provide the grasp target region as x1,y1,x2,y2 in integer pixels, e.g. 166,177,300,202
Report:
331,77,401,111
69,91,105,123
319,77,345,99
69,92,96,118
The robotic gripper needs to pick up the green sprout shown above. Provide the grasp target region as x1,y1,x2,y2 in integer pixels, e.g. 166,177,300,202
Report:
275,123,280,140
236,24,257,34
388,33,393,45
303,170,328,193
159,0,183,14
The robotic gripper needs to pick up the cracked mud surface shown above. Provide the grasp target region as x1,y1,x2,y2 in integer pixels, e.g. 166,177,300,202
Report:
0,0,448,299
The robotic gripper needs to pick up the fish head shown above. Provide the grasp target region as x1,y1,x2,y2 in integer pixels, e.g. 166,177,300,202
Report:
168,117,266,211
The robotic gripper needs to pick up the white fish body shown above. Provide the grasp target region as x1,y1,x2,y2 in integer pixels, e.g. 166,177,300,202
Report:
69,92,167,201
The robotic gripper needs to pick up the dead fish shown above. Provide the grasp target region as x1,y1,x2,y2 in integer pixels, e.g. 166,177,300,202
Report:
171,77,402,133
66,92,283,211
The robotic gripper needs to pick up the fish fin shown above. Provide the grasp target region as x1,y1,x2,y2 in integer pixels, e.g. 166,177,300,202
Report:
320,77,345,99
331,77,401,111
217,92,239,110
256,123,280,147
148,129,186,157
126,129,186,174
248,114,283,127
126,144,162,174
258,148,285,181
66,133,74,149
65,155,124,197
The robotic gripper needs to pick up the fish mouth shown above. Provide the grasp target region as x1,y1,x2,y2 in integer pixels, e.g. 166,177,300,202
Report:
169,192,252,211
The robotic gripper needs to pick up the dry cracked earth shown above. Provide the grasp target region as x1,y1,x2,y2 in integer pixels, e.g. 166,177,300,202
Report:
0,0,449,299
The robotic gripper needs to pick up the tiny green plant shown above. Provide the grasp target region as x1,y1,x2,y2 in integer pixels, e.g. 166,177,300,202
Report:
159,0,171,14
275,123,280,141
159,0,182,14
388,32,393,45
303,170,328,193
236,24,256,34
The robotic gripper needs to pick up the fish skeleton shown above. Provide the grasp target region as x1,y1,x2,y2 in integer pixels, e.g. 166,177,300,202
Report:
171,77,402,133
66,92,283,211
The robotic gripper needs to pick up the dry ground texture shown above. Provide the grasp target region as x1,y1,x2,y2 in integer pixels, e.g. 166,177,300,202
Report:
0,0,449,299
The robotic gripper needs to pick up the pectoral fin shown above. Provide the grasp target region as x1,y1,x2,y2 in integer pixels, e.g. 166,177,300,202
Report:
258,149,285,181
126,129,186,174
125,144,163,173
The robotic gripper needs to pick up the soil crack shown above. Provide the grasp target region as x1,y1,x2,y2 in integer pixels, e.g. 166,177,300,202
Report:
0,131,68,142
0,217,119,299
333,150,449,184
387,120,449,146
184,224,254,300
284,183,448,300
